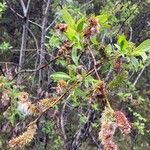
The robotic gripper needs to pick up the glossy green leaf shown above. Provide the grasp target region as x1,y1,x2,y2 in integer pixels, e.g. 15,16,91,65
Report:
97,14,108,24
71,47,79,66
132,39,150,56
65,26,76,41
90,36,98,45
76,17,85,32
136,39,150,52
61,8,75,27
50,72,71,80
117,34,128,53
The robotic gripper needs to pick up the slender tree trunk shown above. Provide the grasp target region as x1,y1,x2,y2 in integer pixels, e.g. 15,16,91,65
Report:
17,23,28,85
17,0,31,85
38,0,51,89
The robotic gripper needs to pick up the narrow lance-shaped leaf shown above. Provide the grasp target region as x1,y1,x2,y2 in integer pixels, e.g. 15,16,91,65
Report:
132,39,150,56
65,26,76,41
136,39,150,52
76,17,85,32
61,8,75,27
50,72,71,81
71,47,79,66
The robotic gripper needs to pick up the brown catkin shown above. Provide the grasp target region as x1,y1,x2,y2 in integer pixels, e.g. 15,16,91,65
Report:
99,123,118,150
114,111,131,135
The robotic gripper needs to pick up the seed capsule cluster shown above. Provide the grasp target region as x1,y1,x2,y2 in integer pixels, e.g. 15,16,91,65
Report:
83,17,99,40
58,41,71,56
55,23,67,32
113,57,122,73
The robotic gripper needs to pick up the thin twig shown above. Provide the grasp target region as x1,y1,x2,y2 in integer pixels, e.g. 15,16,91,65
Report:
133,66,146,86
34,81,78,123
105,69,113,82
60,101,67,140
129,26,133,41
89,48,101,80
26,26,39,51
89,131,102,150
46,15,58,31
0,62,19,66
80,0,94,10
20,0,28,16
5,0,42,29
11,56,59,81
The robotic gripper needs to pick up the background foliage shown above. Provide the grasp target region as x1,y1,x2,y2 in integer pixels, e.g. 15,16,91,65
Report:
0,0,150,150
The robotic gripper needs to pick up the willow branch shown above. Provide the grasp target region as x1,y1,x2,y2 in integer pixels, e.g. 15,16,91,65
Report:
89,48,101,80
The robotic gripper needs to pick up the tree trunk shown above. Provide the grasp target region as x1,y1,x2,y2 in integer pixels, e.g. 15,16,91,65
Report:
17,23,28,85
38,0,51,89
17,0,31,85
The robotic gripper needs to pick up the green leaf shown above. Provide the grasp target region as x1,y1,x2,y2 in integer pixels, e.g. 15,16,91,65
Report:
79,114,87,124
117,34,128,54
90,36,98,45
96,14,110,28
0,42,12,54
91,103,98,110
105,44,112,55
50,72,71,81
61,8,75,27
141,52,148,61
133,39,150,56
71,47,79,66
0,2,6,17
84,75,95,88
76,17,85,32
67,64,77,78
130,57,139,71
56,59,66,66
66,0,73,3
48,35,60,48
136,39,150,52
97,14,108,24
64,26,76,41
